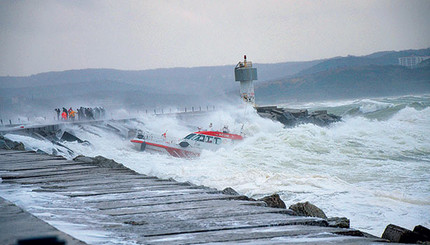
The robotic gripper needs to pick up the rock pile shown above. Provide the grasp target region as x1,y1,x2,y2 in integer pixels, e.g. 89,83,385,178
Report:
382,224,430,244
73,155,131,170
255,106,341,127
0,135,25,151
221,188,430,243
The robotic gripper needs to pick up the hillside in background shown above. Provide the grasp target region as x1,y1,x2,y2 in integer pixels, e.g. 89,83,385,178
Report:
1,47,429,117
255,48,430,104
256,64,430,104
0,60,317,117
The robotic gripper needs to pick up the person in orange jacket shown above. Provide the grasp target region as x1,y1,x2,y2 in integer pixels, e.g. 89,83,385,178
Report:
69,109,76,121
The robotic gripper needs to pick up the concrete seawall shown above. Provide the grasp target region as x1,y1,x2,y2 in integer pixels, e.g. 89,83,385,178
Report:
0,149,388,244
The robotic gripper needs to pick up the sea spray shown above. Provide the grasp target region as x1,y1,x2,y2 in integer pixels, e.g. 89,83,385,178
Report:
3,95,430,236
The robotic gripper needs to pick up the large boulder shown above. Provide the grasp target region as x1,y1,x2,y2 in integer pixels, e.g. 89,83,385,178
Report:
0,135,25,151
258,194,286,209
73,155,129,170
255,106,341,127
289,201,327,219
382,224,430,243
222,187,240,196
327,217,350,228
61,131,84,143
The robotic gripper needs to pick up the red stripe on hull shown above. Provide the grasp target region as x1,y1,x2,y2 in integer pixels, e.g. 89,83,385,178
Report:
131,140,200,158
196,131,243,140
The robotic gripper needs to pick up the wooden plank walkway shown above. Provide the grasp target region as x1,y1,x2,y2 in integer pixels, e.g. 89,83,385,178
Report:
0,150,387,244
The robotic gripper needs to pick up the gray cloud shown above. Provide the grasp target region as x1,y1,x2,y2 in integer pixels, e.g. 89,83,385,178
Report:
1,0,429,76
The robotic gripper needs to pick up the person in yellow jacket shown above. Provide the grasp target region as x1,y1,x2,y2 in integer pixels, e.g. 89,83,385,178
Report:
69,109,76,121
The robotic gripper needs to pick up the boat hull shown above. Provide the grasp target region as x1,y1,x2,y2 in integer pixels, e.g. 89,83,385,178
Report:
131,139,200,158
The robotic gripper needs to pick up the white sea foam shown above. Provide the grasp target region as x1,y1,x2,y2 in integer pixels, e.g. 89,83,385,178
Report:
2,95,430,237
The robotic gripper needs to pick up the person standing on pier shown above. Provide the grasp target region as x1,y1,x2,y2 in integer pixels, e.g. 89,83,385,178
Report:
69,108,76,121
61,111,67,120
55,108,60,120
62,107,68,119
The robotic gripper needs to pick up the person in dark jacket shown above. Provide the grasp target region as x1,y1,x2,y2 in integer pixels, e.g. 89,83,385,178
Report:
55,108,60,120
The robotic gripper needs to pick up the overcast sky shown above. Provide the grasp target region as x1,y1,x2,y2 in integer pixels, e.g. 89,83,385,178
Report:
1,0,429,76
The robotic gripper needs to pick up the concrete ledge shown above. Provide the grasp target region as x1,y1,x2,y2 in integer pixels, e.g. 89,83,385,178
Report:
0,197,86,245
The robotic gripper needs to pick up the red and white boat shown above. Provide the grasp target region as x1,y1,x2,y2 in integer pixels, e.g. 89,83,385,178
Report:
131,130,244,158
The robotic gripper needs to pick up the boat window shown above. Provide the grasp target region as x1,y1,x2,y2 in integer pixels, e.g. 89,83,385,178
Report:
184,133,196,139
214,137,222,144
205,136,213,143
194,135,205,142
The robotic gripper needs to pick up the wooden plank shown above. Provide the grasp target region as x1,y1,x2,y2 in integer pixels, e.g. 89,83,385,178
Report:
94,193,242,210
35,179,197,193
0,153,65,164
0,160,95,171
113,204,294,223
142,225,363,244
0,169,139,183
102,199,268,216
114,213,328,237
36,175,158,189
0,165,97,176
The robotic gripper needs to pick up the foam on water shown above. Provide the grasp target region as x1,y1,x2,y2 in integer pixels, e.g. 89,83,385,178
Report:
3,95,430,237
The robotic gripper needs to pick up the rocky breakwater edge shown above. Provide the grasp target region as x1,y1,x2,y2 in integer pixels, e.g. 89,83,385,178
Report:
255,106,342,127
1,134,430,244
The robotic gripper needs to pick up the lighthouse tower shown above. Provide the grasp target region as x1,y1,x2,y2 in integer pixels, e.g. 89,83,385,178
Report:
235,55,258,104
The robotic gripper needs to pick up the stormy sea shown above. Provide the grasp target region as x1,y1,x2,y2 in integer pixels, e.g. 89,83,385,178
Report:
2,94,430,239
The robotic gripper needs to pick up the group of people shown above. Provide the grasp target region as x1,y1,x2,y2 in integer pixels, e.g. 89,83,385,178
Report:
55,107,106,121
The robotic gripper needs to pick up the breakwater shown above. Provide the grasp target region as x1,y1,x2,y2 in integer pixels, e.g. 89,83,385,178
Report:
0,149,387,244
1,95,429,239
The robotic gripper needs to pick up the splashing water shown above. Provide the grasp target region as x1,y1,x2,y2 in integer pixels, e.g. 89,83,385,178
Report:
3,95,430,236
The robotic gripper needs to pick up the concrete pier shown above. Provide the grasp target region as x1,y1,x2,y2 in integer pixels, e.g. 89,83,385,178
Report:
0,150,387,244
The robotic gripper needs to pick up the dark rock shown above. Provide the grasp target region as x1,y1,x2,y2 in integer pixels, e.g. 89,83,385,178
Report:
0,135,25,151
327,217,350,228
255,106,341,127
0,140,8,149
414,225,430,241
289,201,327,219
229,195,256,202
73,155,129,170
36,149,48,155
124,220,148,226
258,194,286,209
382,224,429,243
222,187,240,196
61,131,84,143
334,230,365,237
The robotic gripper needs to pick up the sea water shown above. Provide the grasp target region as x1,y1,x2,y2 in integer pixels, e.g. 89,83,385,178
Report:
3,94,430,237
